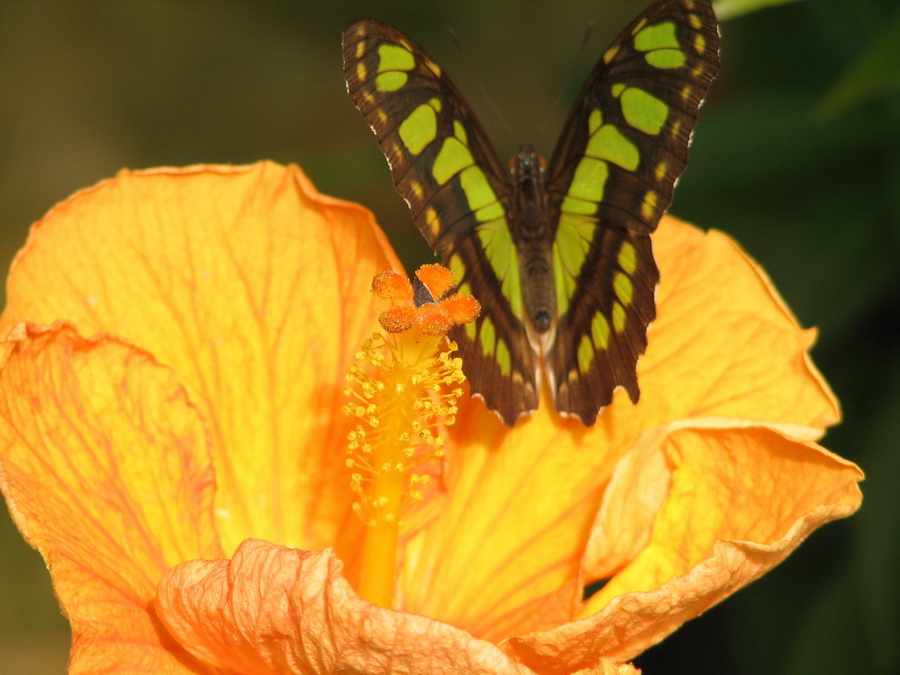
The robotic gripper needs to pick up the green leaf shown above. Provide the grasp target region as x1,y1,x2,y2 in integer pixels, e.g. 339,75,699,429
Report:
714,0,805,21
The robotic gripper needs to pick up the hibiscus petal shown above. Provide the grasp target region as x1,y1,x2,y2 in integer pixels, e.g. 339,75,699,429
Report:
498,422,862,671
642,219,839,430
400,404,590,642
402,217,844,641
157,539,543,675
0,322,219,673
584,422,862,607
0,162,402,555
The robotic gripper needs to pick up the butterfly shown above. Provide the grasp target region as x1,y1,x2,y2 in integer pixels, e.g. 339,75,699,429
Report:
343,0,719,426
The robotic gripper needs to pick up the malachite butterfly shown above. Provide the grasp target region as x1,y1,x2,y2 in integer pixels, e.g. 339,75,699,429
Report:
343,0,720,426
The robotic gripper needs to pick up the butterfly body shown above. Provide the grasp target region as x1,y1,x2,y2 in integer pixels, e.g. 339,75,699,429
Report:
509,147,557,339
343,0,719,426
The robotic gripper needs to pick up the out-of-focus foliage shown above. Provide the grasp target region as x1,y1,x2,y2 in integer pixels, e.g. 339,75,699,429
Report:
814,5,900,120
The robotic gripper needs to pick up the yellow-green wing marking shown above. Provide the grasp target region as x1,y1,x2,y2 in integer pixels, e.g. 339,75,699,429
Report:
343,20,540,423
544,0,719,424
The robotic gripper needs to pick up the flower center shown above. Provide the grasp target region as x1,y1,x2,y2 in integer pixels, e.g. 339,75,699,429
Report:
343,265,479,608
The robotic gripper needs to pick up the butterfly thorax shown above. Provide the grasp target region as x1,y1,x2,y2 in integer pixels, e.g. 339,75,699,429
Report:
510,144,557,342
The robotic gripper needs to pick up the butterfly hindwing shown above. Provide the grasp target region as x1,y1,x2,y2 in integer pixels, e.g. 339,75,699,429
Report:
343,20,541,424
545,0,719,423
447,233,541,423
549,228,659,424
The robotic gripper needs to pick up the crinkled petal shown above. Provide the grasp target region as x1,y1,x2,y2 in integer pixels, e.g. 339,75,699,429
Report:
584,421,862,610
0,162,402,556
498,423,863,671
156,539,548,675
0,322,220,674
404,217,845,640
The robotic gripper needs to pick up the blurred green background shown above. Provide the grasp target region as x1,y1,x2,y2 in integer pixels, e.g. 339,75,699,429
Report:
0,0,896,672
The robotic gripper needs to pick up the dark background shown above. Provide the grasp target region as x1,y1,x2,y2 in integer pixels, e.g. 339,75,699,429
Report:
1,1,896,672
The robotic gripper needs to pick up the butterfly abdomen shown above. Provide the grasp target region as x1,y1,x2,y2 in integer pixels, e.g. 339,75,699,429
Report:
511,148,557,338
517,240,556,337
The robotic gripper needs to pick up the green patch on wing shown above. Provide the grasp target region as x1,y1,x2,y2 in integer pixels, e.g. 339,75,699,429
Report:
613,84,670,136
553,214,594,315
634,21,687,69
399,101,439,155
477,217,523,320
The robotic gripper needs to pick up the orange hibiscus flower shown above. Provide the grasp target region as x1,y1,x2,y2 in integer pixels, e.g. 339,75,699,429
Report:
0,162,862,674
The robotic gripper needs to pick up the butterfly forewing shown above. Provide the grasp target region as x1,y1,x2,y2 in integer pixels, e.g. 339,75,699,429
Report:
547,0,719,232
544,0,719,423
343,20,541,424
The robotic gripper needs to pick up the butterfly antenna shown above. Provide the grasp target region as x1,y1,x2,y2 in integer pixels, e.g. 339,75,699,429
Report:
447,27,516,142
539,20,594,137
